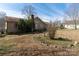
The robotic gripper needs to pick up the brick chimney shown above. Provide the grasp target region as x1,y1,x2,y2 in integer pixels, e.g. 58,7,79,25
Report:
31,14,35,32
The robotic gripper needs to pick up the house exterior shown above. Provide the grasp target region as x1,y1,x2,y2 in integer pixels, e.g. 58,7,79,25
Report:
0,15,47,34
63,20,79,29
6,16,19,33
2,16,47,34
34,17,47,31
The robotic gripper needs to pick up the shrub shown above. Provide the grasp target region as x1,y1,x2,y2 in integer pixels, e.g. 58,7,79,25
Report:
48,21,57,39
26,19,33,32
60,24,64,29
17,19,27,33
17,18,34,34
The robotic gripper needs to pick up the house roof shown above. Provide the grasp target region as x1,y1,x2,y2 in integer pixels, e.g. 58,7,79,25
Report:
35,17,47,25
5,16,48,26
5,16,20,22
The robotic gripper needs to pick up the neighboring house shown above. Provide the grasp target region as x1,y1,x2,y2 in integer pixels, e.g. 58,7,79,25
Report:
34,17,47,31
63,20,79,29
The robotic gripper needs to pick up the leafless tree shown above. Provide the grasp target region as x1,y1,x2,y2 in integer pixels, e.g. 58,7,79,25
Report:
54,20,62,29
66,4,79,30
22,5,36,32
0,11,6,18
22,5,36,19
0,11,6,34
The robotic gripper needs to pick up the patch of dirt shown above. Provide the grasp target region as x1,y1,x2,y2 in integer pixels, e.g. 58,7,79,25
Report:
0,33,79,56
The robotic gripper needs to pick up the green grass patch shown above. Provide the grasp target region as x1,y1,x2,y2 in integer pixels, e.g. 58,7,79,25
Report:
0,39,16,55
34,36,73,47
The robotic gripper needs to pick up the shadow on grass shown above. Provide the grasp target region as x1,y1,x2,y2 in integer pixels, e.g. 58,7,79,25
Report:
53,37,72,41
7,32,33,36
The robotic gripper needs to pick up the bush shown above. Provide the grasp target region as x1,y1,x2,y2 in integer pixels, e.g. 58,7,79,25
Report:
17,19,27,33
60,24,64,29
17,18,34,34
26,19,33,32
48,21,57,39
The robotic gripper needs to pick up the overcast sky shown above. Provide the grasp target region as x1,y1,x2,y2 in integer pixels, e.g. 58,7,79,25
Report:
0,3,71,22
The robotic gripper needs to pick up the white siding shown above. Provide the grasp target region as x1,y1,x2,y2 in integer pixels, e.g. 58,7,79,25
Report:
77,25,79,29
65,24,79,29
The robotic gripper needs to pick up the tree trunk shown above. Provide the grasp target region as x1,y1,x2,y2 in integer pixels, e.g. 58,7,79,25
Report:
74,19,77,30
75,23,77,30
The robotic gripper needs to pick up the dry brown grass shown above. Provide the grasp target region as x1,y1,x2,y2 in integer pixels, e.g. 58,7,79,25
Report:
0,30,79,56
56,29,79,42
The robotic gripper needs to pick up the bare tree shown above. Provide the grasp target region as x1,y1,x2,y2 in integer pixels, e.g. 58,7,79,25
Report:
0,11,6,34
66,4,79,30
54,20,62,29
22,5,36,32
22,5,36,19
0,11,6,18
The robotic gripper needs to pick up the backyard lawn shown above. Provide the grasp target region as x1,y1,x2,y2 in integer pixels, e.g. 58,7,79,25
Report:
0,29,79,55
